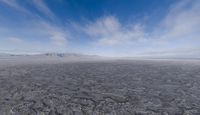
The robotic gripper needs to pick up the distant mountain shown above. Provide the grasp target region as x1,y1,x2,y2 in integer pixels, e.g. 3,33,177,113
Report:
0,53,29,57
39,53,100,58
0,52,97,56
0,52,104,63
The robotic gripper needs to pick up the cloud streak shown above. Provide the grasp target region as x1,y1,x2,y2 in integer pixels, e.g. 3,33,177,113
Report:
32,0,56,19
84,16,147,45
38,21,69,46
1,0,56,19
0,0,32,15
157,0,200,40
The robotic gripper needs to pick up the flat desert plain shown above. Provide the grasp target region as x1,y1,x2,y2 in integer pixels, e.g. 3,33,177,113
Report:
0,58,200,115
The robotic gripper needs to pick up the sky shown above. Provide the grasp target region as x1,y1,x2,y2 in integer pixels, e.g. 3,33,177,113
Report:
0,0,200,57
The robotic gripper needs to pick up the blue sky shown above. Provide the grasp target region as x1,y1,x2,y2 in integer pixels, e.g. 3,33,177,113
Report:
0,0,200,57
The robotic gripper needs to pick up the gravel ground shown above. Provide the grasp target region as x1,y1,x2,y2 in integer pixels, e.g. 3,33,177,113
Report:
0,60,200,115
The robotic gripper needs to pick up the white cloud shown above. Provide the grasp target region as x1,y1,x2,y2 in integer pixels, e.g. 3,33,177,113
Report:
1,0,56,19
158,0,200,40
37,21,69,46
32,0,56,19
83,0,200,47
49,31,68,46
0,0,32,15
81,0,200,57
84,16,147,45
141,0,200,57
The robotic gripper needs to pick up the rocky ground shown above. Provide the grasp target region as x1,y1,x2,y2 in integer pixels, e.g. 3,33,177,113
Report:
0,60,200,115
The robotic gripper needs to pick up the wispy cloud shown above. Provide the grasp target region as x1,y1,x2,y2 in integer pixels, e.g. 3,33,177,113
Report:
38,21,69,46
0,0,32,15
84,16,147,45
32,0,56,19
145,0,200,57
158,0,200,40
1,0,56,19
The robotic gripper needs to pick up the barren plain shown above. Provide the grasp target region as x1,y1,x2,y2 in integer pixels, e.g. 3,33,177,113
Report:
0,58,200,115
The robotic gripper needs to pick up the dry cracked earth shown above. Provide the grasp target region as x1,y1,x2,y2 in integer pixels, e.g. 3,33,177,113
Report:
0,60,200,115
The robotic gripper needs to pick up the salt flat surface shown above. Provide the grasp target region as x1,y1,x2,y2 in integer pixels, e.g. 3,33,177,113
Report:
0,58,200,115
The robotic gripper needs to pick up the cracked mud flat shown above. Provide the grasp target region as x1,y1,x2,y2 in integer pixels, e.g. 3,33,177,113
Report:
0,60,200,115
